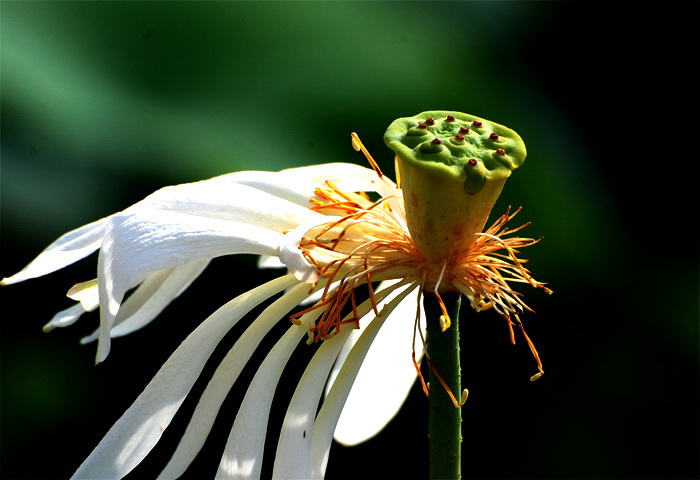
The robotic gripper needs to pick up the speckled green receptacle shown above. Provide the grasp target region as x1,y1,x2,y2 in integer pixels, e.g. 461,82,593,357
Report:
384,111,527,264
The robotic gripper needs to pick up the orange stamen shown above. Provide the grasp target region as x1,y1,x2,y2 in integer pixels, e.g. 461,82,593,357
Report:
425,355,465,408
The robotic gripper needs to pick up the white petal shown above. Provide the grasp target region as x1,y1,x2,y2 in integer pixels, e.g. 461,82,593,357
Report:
215,325,306,480
80,261,210,344
257,255,285,269
273,284,413,479
278,217,340,284
272,327,352,480
134,180,323,232
1,163,391,288
280,163,397,199
273,162,405,225
158,282,311,480
330,285,425,446
215,301,323,480
1,217,108,285
112,260,209,337
94,208,283,363
227,162,404,221
215,163,386,206
43,280,101,332
309,284,419,479
42,303,91,332
1,170,324,287
67,279,100,310
203,171,317,207
71,274,297,480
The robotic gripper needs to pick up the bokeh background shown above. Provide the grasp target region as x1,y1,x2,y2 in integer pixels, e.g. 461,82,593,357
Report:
1,2,697,479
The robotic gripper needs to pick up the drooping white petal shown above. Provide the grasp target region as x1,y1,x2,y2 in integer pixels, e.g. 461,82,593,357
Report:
309,284,419,479
1,163,394,288
272,283,407,479
271,326,353,479
132,180,323,232
0,217,108,285
94,208,283,363
158,282,312,480
1,169,325,287
214,307,323,480
329,284,425,446
42,303,92,332
43,280,100,332
112,260,209,337
71,274,298,480
80,261,209,344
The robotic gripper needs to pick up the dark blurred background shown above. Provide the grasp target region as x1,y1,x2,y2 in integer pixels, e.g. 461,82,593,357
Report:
1,2,697,479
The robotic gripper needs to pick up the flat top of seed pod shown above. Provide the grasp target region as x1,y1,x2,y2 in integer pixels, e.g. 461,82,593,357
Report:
384,111,527,194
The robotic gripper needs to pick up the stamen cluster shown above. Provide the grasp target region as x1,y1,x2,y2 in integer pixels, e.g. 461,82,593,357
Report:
293,181,422,340
291,131,551,381
293,174,549,381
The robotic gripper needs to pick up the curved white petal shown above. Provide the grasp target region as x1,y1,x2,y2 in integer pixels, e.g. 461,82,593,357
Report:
278,217,342,284
272,283,413,478
214,163,388,206
281,162,398,200
271,326,353,479
257,255,285,269
158,282,311,480
43,280,101,332
71,274,297,480
309,284,419,479
0,163,393,288
274,162,405,224
133,180,323,232
42,303,91,332
329,284,425,446
0,168,326,287
215,305,322,480
1,217,108,285
67,279,100,310
111,260,209,337
79,260,210,344
94,208,283,363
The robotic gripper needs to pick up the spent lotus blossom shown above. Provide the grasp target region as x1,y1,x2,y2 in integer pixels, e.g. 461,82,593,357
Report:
2,111,551,479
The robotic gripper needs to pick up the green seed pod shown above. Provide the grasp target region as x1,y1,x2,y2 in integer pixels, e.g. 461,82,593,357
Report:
384,111,527,264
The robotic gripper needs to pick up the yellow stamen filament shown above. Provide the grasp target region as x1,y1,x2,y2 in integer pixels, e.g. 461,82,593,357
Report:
424,354,465,409
351,132,384,178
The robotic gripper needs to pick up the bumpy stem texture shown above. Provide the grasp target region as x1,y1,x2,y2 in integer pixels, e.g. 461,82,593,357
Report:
426,293,463,479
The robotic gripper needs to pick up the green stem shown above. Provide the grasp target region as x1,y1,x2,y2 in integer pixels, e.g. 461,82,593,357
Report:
425,292,462,480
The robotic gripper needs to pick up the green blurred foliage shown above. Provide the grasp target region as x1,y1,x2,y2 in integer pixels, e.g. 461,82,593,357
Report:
1,2,697,479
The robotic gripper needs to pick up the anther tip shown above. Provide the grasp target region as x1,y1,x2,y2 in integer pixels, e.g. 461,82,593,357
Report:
459,388,469,406
439,314,451,332
351,133,363,152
